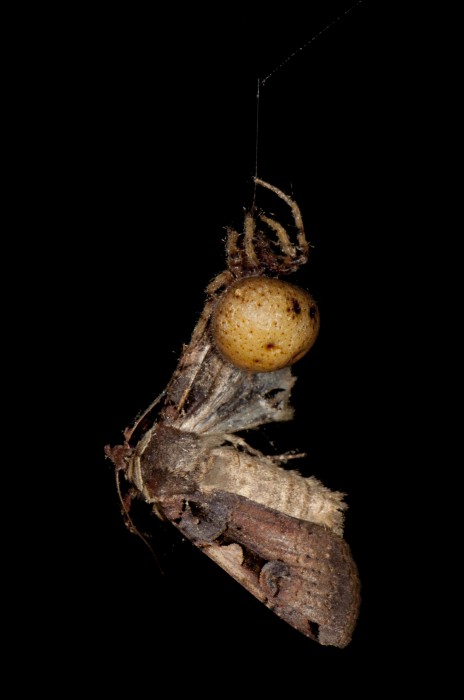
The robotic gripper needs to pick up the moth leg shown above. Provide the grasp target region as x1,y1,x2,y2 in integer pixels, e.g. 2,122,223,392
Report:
222,433,266,458
222,434,305,463
268,451,307,463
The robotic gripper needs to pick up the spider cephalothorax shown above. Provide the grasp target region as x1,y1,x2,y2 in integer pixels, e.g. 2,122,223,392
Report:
210,178,310,291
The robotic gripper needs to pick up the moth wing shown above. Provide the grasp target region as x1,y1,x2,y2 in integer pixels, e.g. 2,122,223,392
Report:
160,490,360,648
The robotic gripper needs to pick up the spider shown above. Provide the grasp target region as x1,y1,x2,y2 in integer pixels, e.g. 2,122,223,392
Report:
207,177,310,297
181,178,319,373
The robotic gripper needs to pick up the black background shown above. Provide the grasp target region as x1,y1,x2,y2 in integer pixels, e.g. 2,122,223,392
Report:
25,0,425,692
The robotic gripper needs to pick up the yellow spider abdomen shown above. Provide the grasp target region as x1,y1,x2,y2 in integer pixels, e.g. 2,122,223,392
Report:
211,276,320,372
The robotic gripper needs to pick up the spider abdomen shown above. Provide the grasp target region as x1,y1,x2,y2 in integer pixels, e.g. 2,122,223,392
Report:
211,276,320,372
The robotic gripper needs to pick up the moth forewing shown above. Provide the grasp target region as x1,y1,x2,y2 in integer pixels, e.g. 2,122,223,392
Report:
201,498,360,648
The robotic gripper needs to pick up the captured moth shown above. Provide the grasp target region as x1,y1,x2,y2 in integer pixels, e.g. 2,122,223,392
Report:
105,179,361,647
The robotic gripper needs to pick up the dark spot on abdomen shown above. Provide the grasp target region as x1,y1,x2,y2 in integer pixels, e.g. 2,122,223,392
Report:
292,298,301,314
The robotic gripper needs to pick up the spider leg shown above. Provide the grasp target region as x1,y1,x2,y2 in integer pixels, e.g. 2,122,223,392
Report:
244,213,260,268
259,213,297,258
206,270,234,296
224,226,245,276
225,226,240,259
254,177,309,257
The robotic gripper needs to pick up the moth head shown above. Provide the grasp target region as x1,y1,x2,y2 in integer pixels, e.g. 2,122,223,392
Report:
211,276,319,372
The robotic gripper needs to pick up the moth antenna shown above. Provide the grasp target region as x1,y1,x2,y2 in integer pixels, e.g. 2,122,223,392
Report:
115,470,163,573
124,389,167,442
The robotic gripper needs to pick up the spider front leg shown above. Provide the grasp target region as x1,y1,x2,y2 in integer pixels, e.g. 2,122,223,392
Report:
254,178,308,256
254,178,309,273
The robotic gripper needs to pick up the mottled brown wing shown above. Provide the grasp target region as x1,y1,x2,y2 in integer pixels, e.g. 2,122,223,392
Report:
159,488,360,648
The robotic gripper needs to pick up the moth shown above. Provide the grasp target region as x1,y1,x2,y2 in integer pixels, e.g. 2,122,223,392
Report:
105,179,361,647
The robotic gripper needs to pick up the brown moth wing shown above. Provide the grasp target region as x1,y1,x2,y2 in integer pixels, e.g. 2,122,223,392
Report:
159,489,360,648
131,424,360,648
